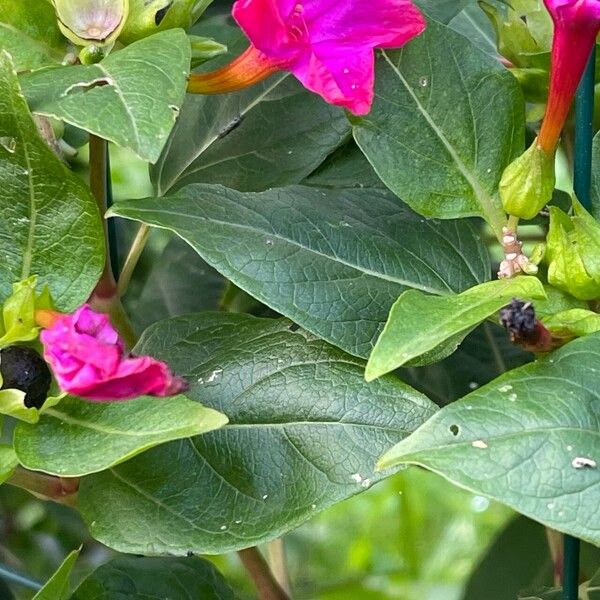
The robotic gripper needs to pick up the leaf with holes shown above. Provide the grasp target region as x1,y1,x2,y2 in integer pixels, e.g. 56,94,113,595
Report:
78,312,437,554
109,184,490,359
0,51,103,310
353,20,524,237
70,556,235,600
14,395,227,476
366,277,546,381
21,30,190,162
379,332,600,546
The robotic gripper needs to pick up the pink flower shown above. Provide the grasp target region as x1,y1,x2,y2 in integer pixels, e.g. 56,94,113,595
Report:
38,305,188,401
538,0,600,152
188,0,426,115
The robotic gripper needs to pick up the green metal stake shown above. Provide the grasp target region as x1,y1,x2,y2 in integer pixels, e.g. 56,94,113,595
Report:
0,563,42,591
564,44,595,600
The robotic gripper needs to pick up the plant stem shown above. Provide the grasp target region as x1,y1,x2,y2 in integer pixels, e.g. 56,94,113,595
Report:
266,539,292,596
88,135,137,346
506,214,519,232
7,468,78,506
117,224,150,297
238,547,291,600
89,135,118,304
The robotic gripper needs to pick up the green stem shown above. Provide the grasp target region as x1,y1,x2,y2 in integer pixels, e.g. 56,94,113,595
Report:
88,135,137,346
117,224,150,297
7,468,78,506
266,539,292,596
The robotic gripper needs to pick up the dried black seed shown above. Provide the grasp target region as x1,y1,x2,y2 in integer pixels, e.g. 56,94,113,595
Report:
0,346,51,409
499,298,536,337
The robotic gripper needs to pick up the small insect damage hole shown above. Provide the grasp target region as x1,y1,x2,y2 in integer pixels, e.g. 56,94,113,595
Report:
63,78,113,97
288,322,300,332
449,424,460,436
155,2,172,26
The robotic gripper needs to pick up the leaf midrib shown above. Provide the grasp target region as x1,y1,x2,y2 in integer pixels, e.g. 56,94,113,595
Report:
380,49,505,238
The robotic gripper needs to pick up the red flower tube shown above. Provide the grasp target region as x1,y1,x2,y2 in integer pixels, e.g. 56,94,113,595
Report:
538,0,600,153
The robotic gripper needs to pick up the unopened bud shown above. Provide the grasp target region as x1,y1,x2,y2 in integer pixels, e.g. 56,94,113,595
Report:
499,139,555,220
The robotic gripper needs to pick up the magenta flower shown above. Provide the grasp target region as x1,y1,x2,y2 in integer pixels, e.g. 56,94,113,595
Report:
37,305,188,401
538,0,600,152
188,0,426,115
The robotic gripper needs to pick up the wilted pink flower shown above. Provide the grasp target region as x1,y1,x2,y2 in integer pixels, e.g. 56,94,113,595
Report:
37,305,187,401
538,0,600,152
188,0,426,115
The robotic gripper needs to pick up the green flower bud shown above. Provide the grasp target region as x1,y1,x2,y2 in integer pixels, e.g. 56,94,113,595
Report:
499,139,556,220
546,206,600,301
79,44,107,65
52,0,129,47
119,0,211,45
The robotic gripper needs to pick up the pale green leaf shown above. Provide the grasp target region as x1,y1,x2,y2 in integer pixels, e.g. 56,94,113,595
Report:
0,0,65,71
78,312,437,554
14,394,228,476
379,332,600,546
366,276,546,381
0,51,104,311
21,29,191,162
0,444,18,484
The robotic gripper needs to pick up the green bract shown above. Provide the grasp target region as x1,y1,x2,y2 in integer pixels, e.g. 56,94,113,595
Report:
546,205,600,300
499,139,555,220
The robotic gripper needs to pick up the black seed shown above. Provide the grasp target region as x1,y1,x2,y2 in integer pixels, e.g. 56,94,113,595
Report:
154,2,171,25
499,298,536,337
0,346,51,409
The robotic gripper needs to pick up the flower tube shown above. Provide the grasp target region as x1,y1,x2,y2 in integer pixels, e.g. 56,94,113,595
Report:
188,0,426,115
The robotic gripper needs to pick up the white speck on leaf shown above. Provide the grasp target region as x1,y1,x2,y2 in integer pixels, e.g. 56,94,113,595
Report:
472,440,488,449
498,385,513,393
351,473,363,483
572,457,596,469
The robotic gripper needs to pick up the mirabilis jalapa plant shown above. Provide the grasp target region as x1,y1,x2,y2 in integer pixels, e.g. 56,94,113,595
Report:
0,0,600,596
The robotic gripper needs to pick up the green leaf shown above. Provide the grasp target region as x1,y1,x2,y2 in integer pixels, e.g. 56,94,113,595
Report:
128,236,226,332
353,20,524,237
366,277,546,381
151,73,350,194
78,312,437,554
378,332,600,546
0,52,103,311
461,515,552,600
33,549,80,600
0,444,18,484
0,0,66,71
304,141,385,190
14,394,227,476
70,556,234,600
21,29,191,163
109,184,490,359
414,0,468,22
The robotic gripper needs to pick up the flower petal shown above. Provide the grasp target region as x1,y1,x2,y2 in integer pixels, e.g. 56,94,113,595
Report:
289,44,374,114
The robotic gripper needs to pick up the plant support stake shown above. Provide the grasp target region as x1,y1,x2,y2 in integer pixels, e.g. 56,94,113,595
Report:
563,44,595,600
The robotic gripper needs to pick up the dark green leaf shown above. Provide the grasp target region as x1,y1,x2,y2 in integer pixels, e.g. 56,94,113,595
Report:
78,312,437,554
353,20,524,237
70,556,234,600
109,184,490,359
151,74,350,195
0,51,104,311
14,395,227,476
21,30,191,163
379,332,600,546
